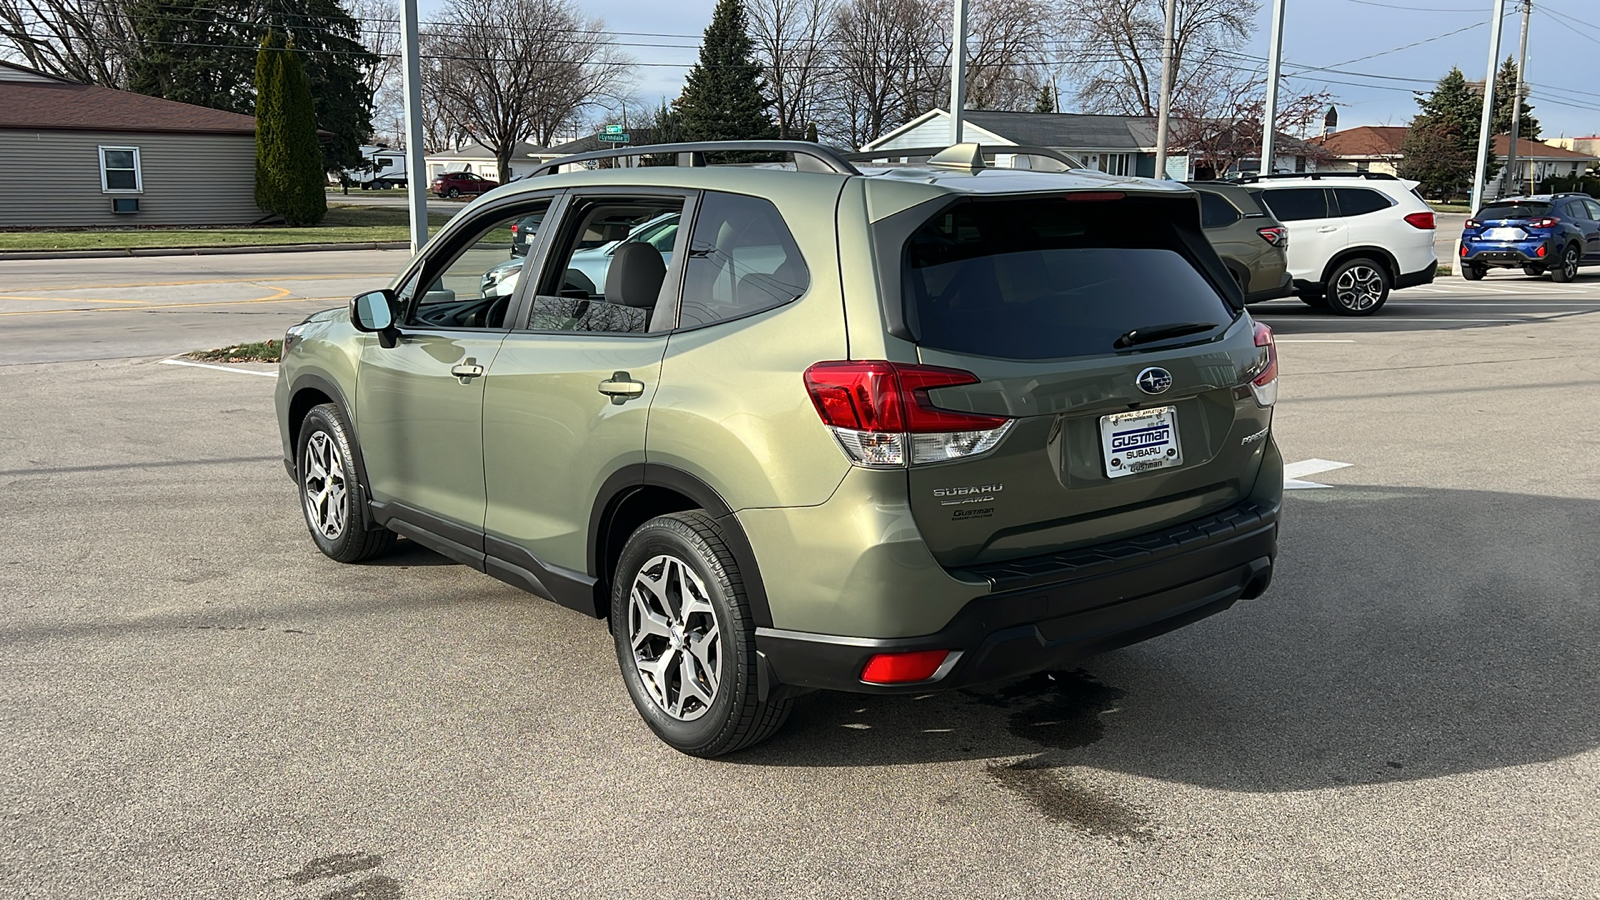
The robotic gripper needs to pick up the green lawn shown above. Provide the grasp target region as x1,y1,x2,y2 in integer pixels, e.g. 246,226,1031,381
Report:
0,205,453,252
187,340,283,363
1428,201,1473,213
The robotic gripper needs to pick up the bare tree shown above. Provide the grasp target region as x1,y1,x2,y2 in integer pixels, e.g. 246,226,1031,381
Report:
0,0,135,86
1057,0,1257,117
964,0,1051,111
748,0,836,139
345,0,404,145
1169,68,1332,177
820,0,943,149
423,0,633,180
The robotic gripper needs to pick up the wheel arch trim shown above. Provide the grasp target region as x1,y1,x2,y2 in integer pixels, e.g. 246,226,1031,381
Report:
1321,246,1400,286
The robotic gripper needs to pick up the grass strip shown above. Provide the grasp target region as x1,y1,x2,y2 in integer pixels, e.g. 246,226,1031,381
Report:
0,206,453,252
186,340,283,363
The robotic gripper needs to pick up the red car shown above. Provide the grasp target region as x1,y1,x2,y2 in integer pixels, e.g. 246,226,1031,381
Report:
430,171,499,199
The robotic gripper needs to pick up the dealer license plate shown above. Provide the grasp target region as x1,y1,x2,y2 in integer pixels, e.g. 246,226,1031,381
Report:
1100,406,1182,478
1484,227,1524,241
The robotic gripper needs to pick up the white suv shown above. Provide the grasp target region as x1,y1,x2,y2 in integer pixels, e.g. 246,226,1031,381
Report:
1242,174,1438,316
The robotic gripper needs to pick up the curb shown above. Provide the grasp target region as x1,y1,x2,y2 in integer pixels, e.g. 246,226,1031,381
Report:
0,241,412,261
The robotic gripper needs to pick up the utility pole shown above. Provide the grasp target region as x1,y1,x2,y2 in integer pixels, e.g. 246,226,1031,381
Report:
1471,0,1509,211
400,0,428,252
1505,0,1532,197
1259,0,1286,176
1153,0,1178,179
950,0,968,146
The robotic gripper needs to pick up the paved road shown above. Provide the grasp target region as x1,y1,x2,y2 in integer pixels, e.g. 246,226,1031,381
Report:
2,253,1598,897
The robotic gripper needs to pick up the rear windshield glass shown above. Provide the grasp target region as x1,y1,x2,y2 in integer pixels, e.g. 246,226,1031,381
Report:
902,197,1235,360
1478,202,1551,219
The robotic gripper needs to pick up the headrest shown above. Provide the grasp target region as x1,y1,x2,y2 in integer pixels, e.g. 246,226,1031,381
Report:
605,242,667,309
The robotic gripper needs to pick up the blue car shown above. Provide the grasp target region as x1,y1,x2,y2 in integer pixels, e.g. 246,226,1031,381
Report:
1460,193,1600,282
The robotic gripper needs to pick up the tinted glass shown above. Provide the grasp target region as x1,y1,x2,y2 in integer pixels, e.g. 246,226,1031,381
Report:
1333,188,1392,217
1259,188,1328,221
678,192,809,329
1477,201,1550,219
903,197,1234,361
1583,199,1600,220
1199,192,1241,228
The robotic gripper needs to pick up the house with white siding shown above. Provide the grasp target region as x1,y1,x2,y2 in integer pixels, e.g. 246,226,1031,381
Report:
0,61,263,227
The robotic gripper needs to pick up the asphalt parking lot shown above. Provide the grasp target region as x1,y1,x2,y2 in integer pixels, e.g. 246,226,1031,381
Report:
2,254,1597,898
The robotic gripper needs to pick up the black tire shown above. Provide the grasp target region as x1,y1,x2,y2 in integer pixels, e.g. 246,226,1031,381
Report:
1463,264,1487,281
1550,244,1580,283
296,404,396,563
447,187,461,199
1521,265,1542,277
1298,291,1329,308
1326,257,1390,316
611,511,792,757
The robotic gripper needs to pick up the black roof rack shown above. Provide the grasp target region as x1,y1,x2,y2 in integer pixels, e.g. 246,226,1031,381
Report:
1229,172,1401,184
846,144,1082,170
530,141,861,177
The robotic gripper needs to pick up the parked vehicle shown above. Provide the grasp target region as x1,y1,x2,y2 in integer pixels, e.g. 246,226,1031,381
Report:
1237,173,1437,316
1459,193,1600,282
338,145,408,190
1185,181,1292,303
277,141,1282,756
483,211,680,299
430,170,498,199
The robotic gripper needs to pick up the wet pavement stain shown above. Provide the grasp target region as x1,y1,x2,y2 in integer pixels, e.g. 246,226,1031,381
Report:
321,875,402,900
968,670,1154,840
280,852,384,886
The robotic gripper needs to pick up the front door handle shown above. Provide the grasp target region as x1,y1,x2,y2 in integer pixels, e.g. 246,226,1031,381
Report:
598,371,646,404
451,359,485,383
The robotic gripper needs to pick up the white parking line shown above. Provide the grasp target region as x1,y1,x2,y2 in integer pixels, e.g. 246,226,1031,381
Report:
1283,458,1352,490
1277,339,1356,343
159,358,277,378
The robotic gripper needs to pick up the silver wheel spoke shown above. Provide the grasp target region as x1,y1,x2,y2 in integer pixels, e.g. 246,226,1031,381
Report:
302,430,347,541
626,550,723,722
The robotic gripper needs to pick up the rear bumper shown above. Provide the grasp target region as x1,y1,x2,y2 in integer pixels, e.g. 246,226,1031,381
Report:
1394,260,1438,289
1244,271,1294,304
755,497,1279,694
1461,242,1552,267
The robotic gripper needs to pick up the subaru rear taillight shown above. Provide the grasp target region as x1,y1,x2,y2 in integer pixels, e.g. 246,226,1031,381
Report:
1464,218,1481,229
1530,216,1560,228
1403,212,1435,230
803,361,1014,468
1256,225,1288,247
1249,322,1278,407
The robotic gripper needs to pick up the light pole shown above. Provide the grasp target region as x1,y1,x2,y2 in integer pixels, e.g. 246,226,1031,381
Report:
400,0,428,252
1471,0,1509,211
1259,0,1286,177
950,0,968,146
1153,0,1178,179
1505,0,1531,197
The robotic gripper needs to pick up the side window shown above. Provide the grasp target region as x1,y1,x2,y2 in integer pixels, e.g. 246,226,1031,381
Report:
1199,192,1241,229
1332,188,1393,217
1260,188,1328,222
678,192,810,329
402,199,552,330
1582,199,1600,220
526,196,687,333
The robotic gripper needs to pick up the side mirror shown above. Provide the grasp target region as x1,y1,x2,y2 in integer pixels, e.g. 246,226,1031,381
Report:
350,289,396,332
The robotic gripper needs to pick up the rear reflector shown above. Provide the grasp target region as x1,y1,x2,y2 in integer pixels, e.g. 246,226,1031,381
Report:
1403,212,1435,230
1537,245,1547,258
861,650,950,684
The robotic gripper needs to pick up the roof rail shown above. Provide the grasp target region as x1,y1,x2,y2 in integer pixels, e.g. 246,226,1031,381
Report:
846,144,1083,170
1229,172,1400,184
530,141,861,177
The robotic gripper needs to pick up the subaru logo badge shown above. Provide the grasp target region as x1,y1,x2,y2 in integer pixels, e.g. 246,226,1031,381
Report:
1136,367,1173,394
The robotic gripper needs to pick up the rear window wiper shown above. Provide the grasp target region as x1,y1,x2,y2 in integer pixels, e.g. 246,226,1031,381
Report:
1113,321,1218,350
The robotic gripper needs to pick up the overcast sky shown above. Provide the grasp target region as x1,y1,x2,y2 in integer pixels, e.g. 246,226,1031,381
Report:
431,0,1600,140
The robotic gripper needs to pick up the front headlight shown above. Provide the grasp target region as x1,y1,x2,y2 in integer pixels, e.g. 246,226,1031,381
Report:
283,322,309,356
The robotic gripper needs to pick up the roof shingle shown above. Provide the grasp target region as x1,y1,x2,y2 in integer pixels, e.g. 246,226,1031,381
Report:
0,77,256,135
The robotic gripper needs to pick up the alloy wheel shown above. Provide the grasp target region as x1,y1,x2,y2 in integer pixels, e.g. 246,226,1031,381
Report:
1564,247,1579,280
1333,264,1385,312
302,431,348,540
628,554,722,721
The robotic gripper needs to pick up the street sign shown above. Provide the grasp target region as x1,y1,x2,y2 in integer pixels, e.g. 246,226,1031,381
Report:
604,124,623,134
598,133,630,143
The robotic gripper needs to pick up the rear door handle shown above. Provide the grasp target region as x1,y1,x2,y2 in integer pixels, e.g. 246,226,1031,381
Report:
598,371,646,403
1317,225,1339,233
451,360,485,382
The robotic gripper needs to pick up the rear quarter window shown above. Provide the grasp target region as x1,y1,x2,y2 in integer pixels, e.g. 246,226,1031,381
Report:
903,196,1236,361
1332,188,1394,217
1199,192,1241,228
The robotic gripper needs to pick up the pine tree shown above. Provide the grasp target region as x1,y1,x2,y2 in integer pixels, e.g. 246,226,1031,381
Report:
128,0,253,113
255,32,327,226
1034,85,1055,114
804,122,819,143
1399,67,1495,199
677,0,775,143
1490,56,1540,140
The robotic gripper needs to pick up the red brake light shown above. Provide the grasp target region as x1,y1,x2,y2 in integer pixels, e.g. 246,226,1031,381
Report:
1536,245,1547,258
1464,218,1481,228
1065,191,1126,202
803,362,1008,433
1256,225,1287,247
1250,322,1277,407
861,650,950,684
1530,216,1560,228
1460,244,1469,257
1403,212,1435,230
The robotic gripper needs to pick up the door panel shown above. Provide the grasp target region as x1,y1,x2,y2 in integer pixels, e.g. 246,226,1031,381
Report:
482,335,669,572
1259,188,1346,282
357,332,506,534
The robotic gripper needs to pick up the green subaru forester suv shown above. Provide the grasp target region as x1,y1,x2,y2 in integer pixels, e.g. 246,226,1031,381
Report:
276,141,1283,757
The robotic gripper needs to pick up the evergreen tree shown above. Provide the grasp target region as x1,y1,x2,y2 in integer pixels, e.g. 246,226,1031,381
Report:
1490,56,1540,140
677,0,775,143
804,122,818,143
1034,85,1055,114
1398,67,1495,199
255,31,327,226
126,0,374,172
